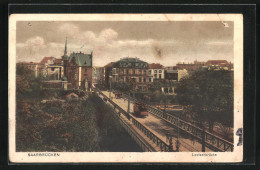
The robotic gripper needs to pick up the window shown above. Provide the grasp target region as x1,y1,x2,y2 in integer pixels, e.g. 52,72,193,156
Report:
143,78,146,82
149,78,152,82
154,74,157,78
149,70,152,74
139,69,142,75
139,77,142,82
159,74,162,79
126,77,129,82
133,69,135,74
132,78,136,82
126,69,129,75
159,70,162,73
144,70,146,75
154,70,157,73
51,68,55,71
121,69,124,74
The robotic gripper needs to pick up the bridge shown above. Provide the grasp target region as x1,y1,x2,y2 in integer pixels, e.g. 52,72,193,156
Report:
93,88,234,152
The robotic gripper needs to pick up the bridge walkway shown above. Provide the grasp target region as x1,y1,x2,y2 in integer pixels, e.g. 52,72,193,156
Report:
102,91,212,152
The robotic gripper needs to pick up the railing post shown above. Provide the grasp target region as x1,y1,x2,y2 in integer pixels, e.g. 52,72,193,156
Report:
169,136,174,152
201,130,206,152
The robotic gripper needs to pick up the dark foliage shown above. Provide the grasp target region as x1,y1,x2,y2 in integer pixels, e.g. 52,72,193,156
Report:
175,70,234,133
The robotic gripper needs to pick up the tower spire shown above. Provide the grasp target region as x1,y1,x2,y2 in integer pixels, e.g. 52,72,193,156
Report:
64,37,67,56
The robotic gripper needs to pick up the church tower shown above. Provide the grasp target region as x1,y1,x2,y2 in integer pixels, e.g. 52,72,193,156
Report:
64,37,68,56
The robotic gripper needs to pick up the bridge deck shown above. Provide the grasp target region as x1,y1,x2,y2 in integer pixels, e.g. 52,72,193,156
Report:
102,91,213,152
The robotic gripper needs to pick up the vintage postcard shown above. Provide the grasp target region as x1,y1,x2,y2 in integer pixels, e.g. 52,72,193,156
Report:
9,14,243,163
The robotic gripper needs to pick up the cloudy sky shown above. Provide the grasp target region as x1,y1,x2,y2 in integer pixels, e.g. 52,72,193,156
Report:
16,21,234,66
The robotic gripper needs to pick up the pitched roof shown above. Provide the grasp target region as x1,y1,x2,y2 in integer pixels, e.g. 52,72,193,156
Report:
19,61,41,65
40,56,55,64
68,52,92,67
54,59,62,65
205,60,229,66
149,63,164,69
113,57,148,68
104,62,114,68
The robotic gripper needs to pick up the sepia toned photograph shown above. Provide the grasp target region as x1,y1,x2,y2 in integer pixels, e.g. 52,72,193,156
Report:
9,14,243,163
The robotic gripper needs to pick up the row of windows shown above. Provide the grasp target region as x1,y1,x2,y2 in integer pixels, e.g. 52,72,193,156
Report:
116,68,148,75
154,74,162,79
149,69,162,74
116,77,152,83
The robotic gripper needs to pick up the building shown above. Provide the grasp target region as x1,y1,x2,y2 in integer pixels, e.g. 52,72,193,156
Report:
63,52,93,90
62,38,93,90
148,63,165,82
104,62,114,88
39,56,64,80
205,60,233,71
106,57,150,91
17,62,44,77
92,66,105,86
165,66,189,81
176,60,205,71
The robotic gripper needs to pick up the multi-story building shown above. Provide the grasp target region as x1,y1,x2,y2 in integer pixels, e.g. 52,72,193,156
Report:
38,56,64,80
92,66,105,86
17,62,44,77
106,57,150,91
62,38,93,90
165,66,189,81
205,60,233,71
104,62,114,88
148,63,164,82
176,60,205,71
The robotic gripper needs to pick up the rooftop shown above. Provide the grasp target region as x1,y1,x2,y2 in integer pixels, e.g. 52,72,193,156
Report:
68,52,92,67
113,57,148,68
149,63,164,69
205,60,229,66
40,56,55,65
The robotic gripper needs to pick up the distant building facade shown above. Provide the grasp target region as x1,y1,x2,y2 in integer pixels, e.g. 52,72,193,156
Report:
148,63,165,82
176,60,205,71
92,66,105,86
205,60,233,71
165,66,189,81
61,38,93,90
106,57,150,91
17,62,43,77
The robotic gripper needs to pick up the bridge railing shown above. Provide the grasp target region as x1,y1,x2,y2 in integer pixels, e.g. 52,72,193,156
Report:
123,93,234,152
94,88,170,152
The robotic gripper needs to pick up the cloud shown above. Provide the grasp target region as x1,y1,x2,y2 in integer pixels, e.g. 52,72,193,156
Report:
58,23,80,37
16,23,234,66
99,28,118,41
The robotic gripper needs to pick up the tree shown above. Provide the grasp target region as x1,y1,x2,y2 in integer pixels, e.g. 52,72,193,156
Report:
175,69,233,132
16,64,34,95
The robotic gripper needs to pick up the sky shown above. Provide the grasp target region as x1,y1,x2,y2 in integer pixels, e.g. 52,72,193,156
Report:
16,21,234,66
